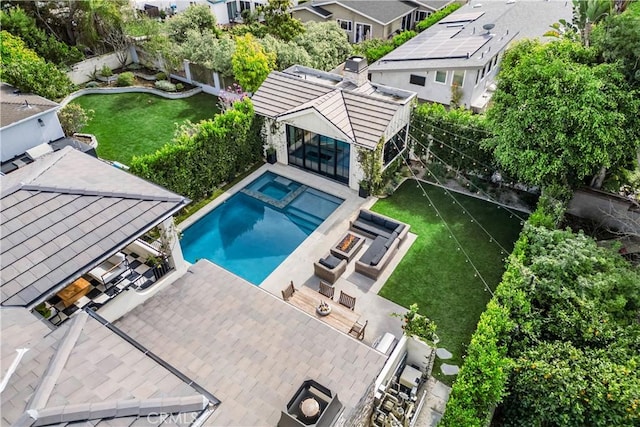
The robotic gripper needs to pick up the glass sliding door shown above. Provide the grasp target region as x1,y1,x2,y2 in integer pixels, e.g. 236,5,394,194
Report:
286,125,350,184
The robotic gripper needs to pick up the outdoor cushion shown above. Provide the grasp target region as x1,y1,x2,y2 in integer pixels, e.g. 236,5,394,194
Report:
107,252,125,266
361,236,388,266
319,254,342,269
359,211,373,222
385,220,399,230
353,220,391,239
372,215,386,227
395,224,405,234
385,232,399,249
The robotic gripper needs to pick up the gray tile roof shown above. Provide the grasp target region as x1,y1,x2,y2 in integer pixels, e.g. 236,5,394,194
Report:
369,0,572,71
0,308,212,426
410,0,454,12
0,83,60,128
252,70,407,149
291,4,333,18
114,261,389,426
315,1,417,25
0,147,189,307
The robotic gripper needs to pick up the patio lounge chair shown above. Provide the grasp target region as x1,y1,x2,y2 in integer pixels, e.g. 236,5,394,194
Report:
338,290,356,310
88,252,129,285
313,253,347,284
318,281,335,299
349,320,368,340
281,281,296,300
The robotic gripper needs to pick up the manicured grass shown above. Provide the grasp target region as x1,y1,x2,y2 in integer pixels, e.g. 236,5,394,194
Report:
71,92,219,165
372,179,525,385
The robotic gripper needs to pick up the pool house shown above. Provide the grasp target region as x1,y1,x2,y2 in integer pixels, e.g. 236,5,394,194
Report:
251,57,416,191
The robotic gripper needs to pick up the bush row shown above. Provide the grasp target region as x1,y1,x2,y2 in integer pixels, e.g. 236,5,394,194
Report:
129,98,263,202
415,4,463,32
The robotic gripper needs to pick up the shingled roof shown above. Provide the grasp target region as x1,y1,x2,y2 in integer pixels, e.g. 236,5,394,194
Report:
0,308,216,426
0,147,190,307
0,83,60,129
252,69,413,149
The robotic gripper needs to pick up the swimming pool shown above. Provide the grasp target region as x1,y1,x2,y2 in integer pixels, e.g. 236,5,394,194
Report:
181,172,343,284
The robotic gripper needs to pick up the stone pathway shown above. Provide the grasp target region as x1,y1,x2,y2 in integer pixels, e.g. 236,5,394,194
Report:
436,347,452,359
413,377,452,427
441,363,460,376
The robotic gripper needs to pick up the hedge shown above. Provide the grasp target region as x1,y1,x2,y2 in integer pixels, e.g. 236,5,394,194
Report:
416,4,462,32
130,97,263,202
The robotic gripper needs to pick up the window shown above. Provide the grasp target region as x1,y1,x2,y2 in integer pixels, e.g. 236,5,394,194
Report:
355,23,372,42
239,1,251,11
435,70,447,84
480,65,487,79
487,59,493,73
384,127,407,166
337,19,352,32
409,74,426,86
452,70,464,87
475,70,480,85
492,55,499,67
416,10,428,22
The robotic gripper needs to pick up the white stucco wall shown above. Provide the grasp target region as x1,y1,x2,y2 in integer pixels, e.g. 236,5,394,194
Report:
67,50,133,85
1,111,65,162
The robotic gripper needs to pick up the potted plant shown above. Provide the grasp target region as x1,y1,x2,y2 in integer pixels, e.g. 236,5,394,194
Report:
266,146,277,164
358,180,370,198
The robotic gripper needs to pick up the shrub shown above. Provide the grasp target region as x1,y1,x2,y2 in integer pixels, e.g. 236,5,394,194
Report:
116,71,135,87
155,80,176,92
416,4,462,32
155,71,167,80
175,83,184,90
100,64,113,77
58,103,94,136
126,62,143,70
85,81,100,88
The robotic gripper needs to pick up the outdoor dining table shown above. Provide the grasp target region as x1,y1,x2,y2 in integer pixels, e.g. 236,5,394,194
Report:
285,285,361,335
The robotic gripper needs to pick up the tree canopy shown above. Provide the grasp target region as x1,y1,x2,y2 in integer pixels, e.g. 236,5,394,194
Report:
260,0,304,42
592,10,640,88
166,4,219,43
293,22,352,71
231,33,275,92
0,30,74,100
484,39,640,189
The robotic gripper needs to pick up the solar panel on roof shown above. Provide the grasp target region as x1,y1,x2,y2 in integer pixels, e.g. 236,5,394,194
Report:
382,26,491,62
438,11,485,24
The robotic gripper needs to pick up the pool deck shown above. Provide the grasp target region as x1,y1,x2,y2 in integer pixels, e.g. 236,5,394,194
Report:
178,163,413,346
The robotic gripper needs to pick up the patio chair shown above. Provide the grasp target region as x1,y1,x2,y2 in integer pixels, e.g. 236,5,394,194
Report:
318,281,335,299
349,320,368,340
281,281,296,301
338,290,356,310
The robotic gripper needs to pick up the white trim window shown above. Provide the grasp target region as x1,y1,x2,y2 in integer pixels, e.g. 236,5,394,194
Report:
337,19,352,32
452,70,465,87
435,70,448,84
355,22,372,43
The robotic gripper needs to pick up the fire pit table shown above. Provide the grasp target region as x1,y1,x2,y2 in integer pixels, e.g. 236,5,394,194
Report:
330,232,365,262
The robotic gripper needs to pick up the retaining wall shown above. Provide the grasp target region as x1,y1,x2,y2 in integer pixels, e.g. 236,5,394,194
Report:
67,49,134,84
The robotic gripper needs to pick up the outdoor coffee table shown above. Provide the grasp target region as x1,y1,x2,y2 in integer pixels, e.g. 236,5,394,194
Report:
330,232,365,262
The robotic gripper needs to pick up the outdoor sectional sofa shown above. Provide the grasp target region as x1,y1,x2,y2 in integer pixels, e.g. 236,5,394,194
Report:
350,209,410,279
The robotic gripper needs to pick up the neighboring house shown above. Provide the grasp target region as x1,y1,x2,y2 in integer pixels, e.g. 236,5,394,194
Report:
291,0,454,43
0,147,189,321
251,57,416,191
134,0,298,24
0,83,65,164
368,0,572,111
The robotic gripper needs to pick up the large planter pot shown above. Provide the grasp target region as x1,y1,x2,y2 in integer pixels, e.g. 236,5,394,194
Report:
358,185,370,198
266,151,277,164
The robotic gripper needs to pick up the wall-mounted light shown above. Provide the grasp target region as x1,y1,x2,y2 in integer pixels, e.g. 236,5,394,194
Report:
38,118,45,127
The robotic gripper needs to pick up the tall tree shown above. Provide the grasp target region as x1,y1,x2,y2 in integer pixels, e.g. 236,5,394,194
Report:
293,22,352,71
231,33,275,92
259,0,304,42
166,4,219,43
484,39,640,189
592,10,640,87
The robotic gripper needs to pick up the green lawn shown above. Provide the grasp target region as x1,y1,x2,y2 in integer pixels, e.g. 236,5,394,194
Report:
71,92,219,165
372,180,525,384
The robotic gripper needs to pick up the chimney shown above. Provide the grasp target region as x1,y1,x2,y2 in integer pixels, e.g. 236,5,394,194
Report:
343,56,369,87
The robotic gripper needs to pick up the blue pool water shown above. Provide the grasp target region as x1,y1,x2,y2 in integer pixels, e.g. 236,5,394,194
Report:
181,172,343,284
